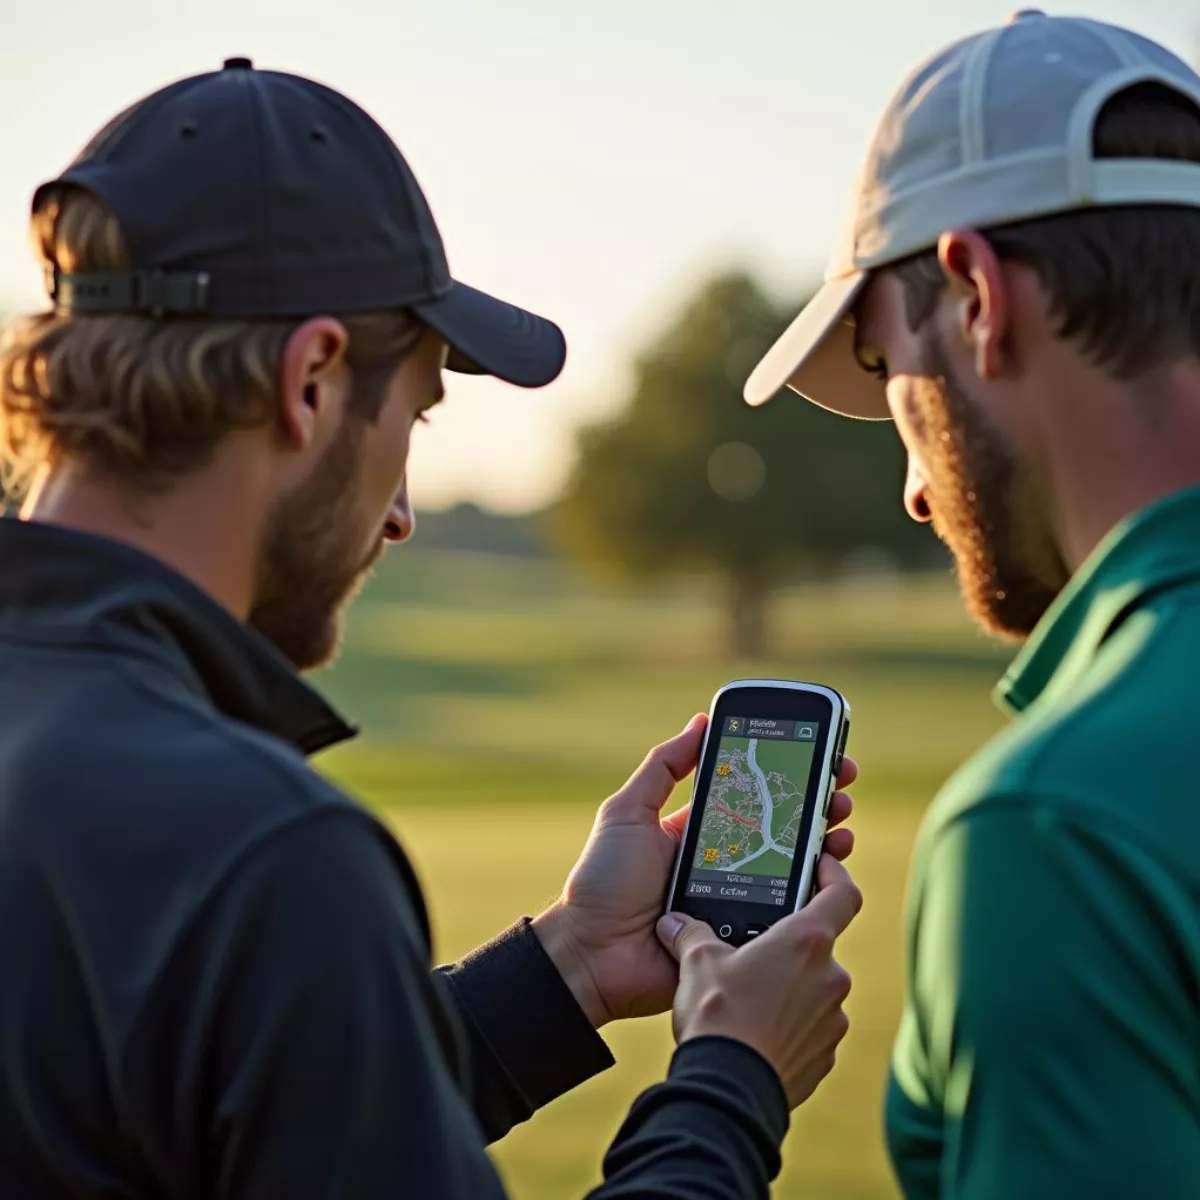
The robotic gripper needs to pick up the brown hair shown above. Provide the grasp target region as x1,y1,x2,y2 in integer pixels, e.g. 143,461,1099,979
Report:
890,82,1200,380
0,187,423,495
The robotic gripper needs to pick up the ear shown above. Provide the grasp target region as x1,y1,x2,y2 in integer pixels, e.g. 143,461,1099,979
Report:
936,230,1009,381
276,316,351,451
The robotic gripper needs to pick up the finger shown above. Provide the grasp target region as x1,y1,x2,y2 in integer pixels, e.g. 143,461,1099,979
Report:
836,756,859,789
823,827,855,861
802,854,863,936
661,804,691,842
826,790,853,830
605,714,708,819
812,1004,852,1054
656,911,719,963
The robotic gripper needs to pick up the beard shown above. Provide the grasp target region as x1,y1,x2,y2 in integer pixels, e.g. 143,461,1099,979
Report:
915,331,1063,640
249,414,383,671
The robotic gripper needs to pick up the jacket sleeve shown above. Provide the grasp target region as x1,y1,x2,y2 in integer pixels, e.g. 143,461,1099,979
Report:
588,1036,790,1200
436,930,791,1198
438,931,791,1198
435,918,615,1142
166,807,791,1200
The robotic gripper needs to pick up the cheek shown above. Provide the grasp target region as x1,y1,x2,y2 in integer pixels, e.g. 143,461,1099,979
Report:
887,378,927,461
887,375,937,504
360,421,412,523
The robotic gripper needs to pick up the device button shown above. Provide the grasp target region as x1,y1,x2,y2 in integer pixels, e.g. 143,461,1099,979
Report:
744,923,769,940
717,922,734,940
833,719,850,774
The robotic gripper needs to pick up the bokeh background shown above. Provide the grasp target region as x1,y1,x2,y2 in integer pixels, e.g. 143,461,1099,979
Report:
3,3,1198,1196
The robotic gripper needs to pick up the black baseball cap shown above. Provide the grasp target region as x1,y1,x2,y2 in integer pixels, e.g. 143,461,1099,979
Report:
32,56,566,388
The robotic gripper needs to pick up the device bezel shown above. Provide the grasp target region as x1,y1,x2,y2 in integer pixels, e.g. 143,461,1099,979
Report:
664,679,849,943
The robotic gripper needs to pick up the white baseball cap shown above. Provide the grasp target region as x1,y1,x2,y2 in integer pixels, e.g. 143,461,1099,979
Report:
744,10,1200,419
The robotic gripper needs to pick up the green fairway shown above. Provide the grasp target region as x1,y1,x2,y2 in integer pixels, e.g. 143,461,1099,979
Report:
312,547,1011,1200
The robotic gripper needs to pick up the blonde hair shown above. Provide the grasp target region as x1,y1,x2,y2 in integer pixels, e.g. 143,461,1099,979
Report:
0,187,423,496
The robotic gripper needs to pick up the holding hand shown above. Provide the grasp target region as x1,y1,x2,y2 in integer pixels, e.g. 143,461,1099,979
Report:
533,714,858,1028
658,854,862,1108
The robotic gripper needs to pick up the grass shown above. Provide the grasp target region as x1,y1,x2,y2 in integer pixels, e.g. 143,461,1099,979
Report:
310,548,1011,1200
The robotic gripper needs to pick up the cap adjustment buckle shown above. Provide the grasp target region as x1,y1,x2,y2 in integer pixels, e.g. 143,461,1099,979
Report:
51,268,212,317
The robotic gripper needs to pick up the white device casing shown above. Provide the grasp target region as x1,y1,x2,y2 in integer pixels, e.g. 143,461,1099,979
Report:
664,678,850,919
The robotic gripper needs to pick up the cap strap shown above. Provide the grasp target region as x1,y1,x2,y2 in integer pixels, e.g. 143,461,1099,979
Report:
1066,66,1200,201
51,268,212,317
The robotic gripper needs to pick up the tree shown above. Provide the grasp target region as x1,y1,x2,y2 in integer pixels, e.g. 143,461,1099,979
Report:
550,270,938,657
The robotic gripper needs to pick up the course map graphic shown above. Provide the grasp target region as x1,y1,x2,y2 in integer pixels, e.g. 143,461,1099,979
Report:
691,735,815,880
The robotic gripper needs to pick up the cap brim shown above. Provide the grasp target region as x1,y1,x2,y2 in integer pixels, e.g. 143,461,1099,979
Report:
743,272,888,420
414,281,566,388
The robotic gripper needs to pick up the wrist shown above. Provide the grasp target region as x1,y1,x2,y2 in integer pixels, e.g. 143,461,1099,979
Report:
532,904,611,1030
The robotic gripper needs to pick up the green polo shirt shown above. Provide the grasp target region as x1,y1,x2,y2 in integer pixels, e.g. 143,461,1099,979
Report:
886,485,1200,1200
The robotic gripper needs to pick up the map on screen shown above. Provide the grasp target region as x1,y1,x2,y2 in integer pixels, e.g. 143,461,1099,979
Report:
690,719,817,882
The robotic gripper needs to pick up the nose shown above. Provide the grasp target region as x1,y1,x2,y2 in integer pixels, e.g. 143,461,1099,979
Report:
383,479,415,544
904,456,932,523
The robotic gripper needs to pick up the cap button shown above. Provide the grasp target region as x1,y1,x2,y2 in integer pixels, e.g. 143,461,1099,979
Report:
223,56,254,70
1008,8,1046,20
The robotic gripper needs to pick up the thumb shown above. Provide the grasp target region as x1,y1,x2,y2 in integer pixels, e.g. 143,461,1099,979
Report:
606,714,708,820
656,911,719,962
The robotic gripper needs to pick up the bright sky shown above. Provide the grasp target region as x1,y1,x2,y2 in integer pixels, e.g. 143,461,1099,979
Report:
1,1,1196,511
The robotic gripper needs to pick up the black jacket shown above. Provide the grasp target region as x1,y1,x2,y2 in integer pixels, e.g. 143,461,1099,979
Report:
0,519,789,1199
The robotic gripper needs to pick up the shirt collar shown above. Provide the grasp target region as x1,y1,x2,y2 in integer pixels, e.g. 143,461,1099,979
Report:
0,517,357,757
998,483,1200,715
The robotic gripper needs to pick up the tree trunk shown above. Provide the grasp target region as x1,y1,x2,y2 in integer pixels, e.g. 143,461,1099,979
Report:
726,573,768,660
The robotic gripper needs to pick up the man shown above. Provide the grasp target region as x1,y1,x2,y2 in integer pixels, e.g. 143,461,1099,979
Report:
0,59,862,1200
745,10,1200,1198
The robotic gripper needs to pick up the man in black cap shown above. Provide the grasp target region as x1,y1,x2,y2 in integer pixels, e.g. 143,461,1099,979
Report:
0,60,862,1198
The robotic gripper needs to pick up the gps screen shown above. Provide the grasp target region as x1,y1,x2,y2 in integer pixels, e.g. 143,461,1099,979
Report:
682,715,820,909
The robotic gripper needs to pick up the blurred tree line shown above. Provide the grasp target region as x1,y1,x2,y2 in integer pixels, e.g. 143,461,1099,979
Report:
550,271,942,657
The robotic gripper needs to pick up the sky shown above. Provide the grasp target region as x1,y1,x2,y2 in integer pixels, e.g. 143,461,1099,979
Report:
1,0,1196,512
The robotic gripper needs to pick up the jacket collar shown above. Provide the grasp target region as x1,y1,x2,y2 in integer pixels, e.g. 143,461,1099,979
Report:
998,483,1200,715
0,517,356,756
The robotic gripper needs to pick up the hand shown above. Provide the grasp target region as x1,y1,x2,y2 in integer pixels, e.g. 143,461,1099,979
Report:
532,715,858,1028
658,854,862,1108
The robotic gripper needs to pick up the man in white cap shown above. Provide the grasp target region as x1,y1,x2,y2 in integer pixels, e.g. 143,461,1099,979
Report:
747,10,1200,1197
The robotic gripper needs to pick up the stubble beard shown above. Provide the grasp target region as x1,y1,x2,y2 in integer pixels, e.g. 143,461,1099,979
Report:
916,332,1062,641
249,414,383,671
